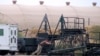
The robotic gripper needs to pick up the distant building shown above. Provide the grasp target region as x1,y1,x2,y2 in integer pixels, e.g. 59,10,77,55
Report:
0,4,100,29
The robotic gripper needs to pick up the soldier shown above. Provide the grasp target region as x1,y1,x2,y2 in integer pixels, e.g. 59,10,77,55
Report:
32,38,51,55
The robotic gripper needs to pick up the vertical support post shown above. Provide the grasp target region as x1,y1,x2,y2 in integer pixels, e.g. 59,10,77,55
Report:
25,28,28,37
83,18,85,29
78,18,79,29
44,20,48,33
61,19,63,37
74,18,76,29
67,18,69,29
88,18,90,26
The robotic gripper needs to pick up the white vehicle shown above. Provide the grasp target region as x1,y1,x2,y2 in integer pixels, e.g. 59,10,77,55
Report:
0,24,18,55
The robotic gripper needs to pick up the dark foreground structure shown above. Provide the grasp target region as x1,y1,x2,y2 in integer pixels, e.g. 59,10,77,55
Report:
17,14,95,56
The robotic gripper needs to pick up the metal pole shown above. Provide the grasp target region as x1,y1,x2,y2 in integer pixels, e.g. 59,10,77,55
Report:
25,28,28,37
88,18,90,26
74,18,76,29
44,21,48,33
78,18,80,29
67,18,69,29
83,18,85,29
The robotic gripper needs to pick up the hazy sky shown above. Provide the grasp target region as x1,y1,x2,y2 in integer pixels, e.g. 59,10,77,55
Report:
0,0,100,6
